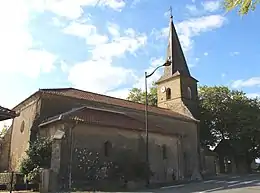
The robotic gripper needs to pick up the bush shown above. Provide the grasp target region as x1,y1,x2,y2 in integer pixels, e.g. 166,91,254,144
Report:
72,147,152,187
20,137,52,183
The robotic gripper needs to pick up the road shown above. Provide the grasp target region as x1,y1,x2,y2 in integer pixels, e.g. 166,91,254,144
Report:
1,174,259,193
150,174,260,193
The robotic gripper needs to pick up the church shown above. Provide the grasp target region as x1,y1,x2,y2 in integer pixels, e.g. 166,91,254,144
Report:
1,14,206,188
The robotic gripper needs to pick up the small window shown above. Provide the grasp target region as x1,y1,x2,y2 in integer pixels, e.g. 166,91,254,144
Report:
187,87,192,99
162,145,167,160
104,141,112,157
20,121,25,133
166,88,171,100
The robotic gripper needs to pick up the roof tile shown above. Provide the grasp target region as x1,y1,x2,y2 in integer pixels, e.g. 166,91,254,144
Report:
40,88,195,122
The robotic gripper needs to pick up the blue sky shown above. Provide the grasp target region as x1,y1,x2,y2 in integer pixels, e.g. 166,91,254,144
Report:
1,0,260,120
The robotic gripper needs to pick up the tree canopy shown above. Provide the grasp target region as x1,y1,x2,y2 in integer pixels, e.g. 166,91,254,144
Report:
20,137,52,182
126,82,157,106
224,0,259,15
0,126,8,138
127,85,260,164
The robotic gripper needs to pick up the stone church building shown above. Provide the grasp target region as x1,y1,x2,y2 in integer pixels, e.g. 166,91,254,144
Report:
1,15,207,186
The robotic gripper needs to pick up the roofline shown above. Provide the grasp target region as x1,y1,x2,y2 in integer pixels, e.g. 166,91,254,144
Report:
12,90,41,111
39,114,63,127
39,106,126,128
12,87,198,123
41,91,198,123
40,114,184,138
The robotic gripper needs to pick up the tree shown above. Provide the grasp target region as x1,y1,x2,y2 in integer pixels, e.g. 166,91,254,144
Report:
127,85,260,167
0,125,8,138
126,82,157,106
199,86,260,170
20,137,52,182
224,0,259,15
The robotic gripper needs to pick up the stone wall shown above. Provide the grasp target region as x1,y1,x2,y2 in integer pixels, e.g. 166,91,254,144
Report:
0,127,12,172
9,99,39,171
71,124,179,183
43,122,200,188
7,92,200,187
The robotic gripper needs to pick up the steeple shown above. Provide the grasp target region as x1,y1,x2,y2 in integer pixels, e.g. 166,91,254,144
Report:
156,8,199,119
158,8,190,83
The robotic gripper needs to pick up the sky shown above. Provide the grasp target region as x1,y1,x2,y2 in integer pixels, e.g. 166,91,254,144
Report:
0,0,260,129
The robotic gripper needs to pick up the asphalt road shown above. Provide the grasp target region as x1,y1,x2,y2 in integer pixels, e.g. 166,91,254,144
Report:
1,174,259,193
149,174,260,193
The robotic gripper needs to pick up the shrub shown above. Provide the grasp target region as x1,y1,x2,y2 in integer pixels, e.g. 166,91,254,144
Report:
72,147,152,185
20,137,52,183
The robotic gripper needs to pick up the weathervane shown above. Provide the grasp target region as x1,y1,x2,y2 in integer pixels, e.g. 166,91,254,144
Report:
169,6,173,18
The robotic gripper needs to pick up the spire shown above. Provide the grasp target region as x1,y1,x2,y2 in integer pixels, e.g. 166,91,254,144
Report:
158,7,190,82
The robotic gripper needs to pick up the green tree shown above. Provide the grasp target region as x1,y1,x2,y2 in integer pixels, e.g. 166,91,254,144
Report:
127,85,260,165
20,137,52,182
224,0,259,15
0,126,8,138
199,86,260,169
126,82,157,106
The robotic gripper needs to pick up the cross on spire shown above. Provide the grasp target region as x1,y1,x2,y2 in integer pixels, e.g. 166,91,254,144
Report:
157,6,191,83
169,6,173,18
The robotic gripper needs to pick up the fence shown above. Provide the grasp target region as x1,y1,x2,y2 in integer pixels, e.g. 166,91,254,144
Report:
0,172,38,192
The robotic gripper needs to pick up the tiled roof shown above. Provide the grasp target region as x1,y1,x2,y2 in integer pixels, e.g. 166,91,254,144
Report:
39,88,196,122
39,106,180,136
0,105,17,121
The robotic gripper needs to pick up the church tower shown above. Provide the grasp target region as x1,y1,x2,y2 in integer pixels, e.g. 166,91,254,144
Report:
156,13,199,119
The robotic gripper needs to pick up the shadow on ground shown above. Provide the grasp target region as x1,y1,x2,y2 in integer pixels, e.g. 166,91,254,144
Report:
148,177,260,193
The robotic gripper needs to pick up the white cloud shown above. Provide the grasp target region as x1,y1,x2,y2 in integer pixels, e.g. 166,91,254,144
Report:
186,4,200,15
105,88,131,99
0,0,57,79
91,28,147,59
150,57,165,67
221,73,226,78
131,0,142,7
51,17,66,27
202,0,222,12
63,22,109,45
231,77,260,88
99,0,126,11
246,93,260,98
204,52,209,56
68,59,136,93
185,0,221,16
230,51,240,56
133,57,164,90
107,22,120,37
31,0,125,20
60,60,70,73
67,21,147,94
157,14,226,52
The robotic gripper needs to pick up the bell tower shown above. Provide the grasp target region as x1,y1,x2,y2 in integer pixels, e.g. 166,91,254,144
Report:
156,12,199,119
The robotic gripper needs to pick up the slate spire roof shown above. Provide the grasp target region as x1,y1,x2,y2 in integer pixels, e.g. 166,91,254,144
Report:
158,10,190,82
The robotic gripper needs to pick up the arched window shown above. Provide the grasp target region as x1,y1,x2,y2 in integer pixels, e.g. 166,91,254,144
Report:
187,87,192,99
20,121,25,133
162,145,167,160
166,88,171,100
104,141,112,157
